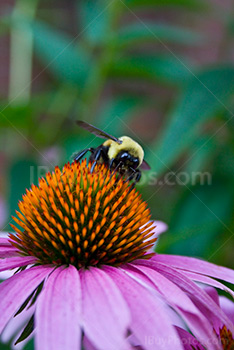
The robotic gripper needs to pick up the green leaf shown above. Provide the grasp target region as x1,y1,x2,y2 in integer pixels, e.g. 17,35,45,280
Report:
8,159,38,230
229,18,234,36
14,291,35,317
23,338,34,350
115,23,202,48
0,105,32,128
31,20,91,86
125,0,205,10
158,181,234,257
213,142,234,181
150,66,234,174
184,135,217,174
109,55,193,83
0,15,11,35
79,0,111,45
15,315,34,345
0,341,10,350
63,134,97,163
97,96,146,135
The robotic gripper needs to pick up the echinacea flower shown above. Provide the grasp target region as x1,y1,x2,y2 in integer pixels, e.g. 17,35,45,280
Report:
1,160,234,350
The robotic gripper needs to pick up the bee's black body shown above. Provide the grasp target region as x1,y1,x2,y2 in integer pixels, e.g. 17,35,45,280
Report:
74,145,141,183
74,120,150,185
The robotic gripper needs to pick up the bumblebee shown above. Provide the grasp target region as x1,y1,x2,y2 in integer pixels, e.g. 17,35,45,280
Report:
74,120,150,184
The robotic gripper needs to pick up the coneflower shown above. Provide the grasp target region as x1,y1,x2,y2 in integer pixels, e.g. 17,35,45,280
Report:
0,160,234,350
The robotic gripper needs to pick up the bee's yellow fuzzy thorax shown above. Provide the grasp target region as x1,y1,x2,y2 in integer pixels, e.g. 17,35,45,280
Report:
105,136,144,165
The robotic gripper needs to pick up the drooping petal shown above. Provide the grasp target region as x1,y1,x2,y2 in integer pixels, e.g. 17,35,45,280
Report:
0,237,12,246
129,262,219,350
2,303,35,348
0,265,53,333
0,256,37,272
153,221,168,236
0,238,20,258
182,270,234,298
144,260,234,335
104,265,184,350
196,287,222,332
219,296,234,324
175,326,206,350
153,254,234,284
35,265,82,350
80,267,131,350
0,246,21,258
203,287,219,305
143,221,168,252
83,336,97,350
0,269,16,280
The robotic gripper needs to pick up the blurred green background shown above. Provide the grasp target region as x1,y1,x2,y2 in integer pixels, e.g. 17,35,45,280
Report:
0,0,234,347
0,0,234,267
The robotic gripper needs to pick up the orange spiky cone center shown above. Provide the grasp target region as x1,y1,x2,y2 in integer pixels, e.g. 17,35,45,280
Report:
10,161,156,268
219,325,234,349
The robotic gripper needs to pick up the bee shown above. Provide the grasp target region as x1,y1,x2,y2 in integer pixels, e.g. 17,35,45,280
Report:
74,120,150,185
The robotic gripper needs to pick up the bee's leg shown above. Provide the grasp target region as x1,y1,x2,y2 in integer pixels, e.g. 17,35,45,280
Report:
106,160,123,187
90,148,103,173
126,169,141,186
127,171,141,193
135,170,141,183
109,158,115,169
73,148,94,162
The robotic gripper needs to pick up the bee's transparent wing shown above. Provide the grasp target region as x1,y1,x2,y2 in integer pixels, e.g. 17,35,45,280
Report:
76,120,122,144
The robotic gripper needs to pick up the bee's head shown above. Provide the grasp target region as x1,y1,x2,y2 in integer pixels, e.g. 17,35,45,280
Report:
117,151,140,169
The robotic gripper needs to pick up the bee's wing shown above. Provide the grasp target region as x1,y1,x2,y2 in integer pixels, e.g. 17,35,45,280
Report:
76,120,122,144
140,160,151,170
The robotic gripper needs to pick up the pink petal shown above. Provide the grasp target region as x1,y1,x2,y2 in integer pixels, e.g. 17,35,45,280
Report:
129,262,219,349
143,221,168,253
2,303,35,346
199,287,221,332
35,265,82,350
0,237,12,246
182,270,234,298
153,221,168,236
83,336,97,350
203,287,219,305
219,296,234,324
0,197,7,226
0,269,16,280
142,220,168,240
104,265,184,350
0,256,37,272
80,267,131,350
0,238,20,258
0,246,21,258
153,254,234,284
145,260,234,336
175,326,205,350
0,265,53,333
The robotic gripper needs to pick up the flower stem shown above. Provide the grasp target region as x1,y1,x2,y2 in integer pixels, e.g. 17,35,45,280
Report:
9,0,39,105
80,0,123,121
